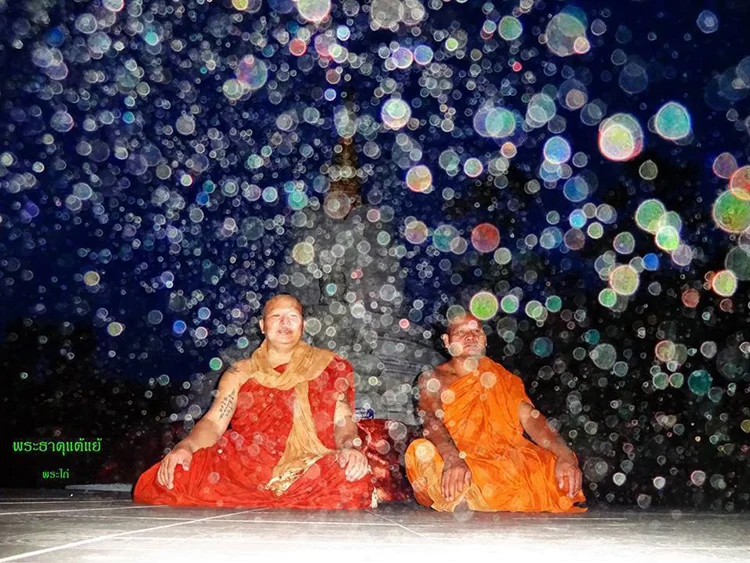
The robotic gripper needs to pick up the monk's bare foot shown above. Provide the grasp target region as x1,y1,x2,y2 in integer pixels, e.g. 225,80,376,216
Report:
453,497,473,521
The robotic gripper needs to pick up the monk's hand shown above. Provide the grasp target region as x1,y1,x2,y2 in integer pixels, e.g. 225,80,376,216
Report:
337,448,370,482
157,446,193,490
555,455,582,499
442,457,472,502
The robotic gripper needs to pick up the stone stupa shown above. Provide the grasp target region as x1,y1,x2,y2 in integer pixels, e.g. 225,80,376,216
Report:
173,103,442,427
280,106,443,424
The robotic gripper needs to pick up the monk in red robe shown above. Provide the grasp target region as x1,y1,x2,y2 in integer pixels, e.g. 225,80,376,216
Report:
405,312,586,513
133,294,380,509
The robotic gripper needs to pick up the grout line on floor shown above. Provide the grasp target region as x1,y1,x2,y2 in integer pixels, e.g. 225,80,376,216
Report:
366,510,428,538
0,505,156,517
103,536,430,546
190,517,395,526
93,538,750,551
111,535,409,542
41,514,221,522
44,514,396,525
0,509,254,562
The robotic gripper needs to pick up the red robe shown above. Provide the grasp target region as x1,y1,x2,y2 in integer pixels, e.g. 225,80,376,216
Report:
133,358,404,509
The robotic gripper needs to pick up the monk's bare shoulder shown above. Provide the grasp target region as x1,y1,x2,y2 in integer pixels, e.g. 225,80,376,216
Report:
433,362,455,376
418,363,455,401
221,358,254,387
434,363,460,385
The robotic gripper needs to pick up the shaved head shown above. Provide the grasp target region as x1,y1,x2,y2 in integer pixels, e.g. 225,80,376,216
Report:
442,312,486,360
262,294,304,320
446,312,483,335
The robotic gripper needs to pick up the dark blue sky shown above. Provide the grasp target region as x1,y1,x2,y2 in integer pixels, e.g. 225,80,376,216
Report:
1,0,749,383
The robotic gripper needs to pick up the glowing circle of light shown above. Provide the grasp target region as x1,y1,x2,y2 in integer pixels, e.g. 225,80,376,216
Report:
543,136,572,165
598,113,644,162
236,55,268,92
296,0,331,23
470,291,499,321
635,199,666,234
292,242,315,265
711,269,737,297
729,165,750,196
609,264,640,296
471,223,501,253
654,102,692,141
405,165,433,193
381,98,412,130
404,219,429,244
545,9,588,57
713,189,750,233
498,16,523,41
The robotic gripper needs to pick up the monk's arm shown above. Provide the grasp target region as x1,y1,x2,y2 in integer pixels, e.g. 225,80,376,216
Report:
173,365,243,454
333,374,369,481
518,402,577,463
334,398,362,449
417,374,462,465
332,361,363,449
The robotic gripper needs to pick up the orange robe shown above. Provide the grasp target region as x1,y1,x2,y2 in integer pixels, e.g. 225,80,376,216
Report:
134,357,388,510
405,357,586,513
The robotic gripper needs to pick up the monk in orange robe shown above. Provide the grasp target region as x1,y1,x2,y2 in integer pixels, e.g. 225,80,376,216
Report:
133,294,381,509
405,312,586,513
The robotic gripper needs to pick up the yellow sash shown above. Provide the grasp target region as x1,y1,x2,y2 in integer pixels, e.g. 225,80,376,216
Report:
239,340,336,496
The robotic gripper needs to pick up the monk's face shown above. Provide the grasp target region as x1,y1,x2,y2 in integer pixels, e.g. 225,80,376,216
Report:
442,316,487,359
259,296,304,349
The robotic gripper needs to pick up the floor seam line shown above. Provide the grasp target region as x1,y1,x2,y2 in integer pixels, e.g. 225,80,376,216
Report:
0,509,254,562
0,506,156,517
366,510,429,538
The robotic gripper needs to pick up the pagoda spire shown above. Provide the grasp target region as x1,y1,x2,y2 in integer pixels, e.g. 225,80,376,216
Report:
327,96,362,214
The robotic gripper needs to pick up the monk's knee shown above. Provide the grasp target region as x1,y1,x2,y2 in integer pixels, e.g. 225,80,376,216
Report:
406,439,442,467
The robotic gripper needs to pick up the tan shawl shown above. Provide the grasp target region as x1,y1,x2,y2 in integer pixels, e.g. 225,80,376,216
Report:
239,340,336,496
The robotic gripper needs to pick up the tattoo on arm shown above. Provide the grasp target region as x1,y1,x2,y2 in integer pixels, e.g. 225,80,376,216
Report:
218,388,237,420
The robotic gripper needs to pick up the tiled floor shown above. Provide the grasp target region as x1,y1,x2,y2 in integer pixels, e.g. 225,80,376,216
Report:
0,490,748,562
